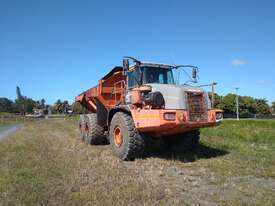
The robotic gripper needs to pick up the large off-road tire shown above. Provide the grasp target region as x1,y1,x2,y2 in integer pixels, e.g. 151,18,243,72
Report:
164,130,200,151
109,112,145,161
79,114,86,141
85,113,107,145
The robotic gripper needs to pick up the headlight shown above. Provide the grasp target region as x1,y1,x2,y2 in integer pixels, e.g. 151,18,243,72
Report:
164,112,176,121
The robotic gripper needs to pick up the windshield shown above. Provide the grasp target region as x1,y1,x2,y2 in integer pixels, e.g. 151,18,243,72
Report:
142,67,175,85
127,66,175,89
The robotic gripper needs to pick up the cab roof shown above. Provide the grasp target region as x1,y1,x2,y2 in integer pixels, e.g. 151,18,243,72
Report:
102,62,173,80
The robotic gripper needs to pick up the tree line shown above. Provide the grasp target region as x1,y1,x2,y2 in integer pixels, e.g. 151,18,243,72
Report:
211,93,274,117
0,86,274,116
0,86,86,115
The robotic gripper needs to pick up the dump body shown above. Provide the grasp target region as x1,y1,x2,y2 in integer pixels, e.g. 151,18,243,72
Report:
76,67,126,112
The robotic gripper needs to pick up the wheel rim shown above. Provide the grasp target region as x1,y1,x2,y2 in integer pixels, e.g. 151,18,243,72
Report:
84,124,89,142
114,126,123,147
85,124,89,132
79,123,86,140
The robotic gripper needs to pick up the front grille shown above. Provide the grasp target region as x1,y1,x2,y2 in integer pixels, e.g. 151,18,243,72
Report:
186,92,207,122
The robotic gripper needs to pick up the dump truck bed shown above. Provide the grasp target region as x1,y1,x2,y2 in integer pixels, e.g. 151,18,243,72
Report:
75,66,126,112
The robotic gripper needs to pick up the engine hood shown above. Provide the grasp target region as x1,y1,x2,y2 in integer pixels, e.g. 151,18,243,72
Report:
146,83,210,110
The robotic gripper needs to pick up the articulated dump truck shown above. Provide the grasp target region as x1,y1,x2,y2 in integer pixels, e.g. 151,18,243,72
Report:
75,57,223,160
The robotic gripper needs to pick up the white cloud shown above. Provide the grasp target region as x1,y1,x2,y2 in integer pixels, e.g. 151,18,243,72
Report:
232,59,247,66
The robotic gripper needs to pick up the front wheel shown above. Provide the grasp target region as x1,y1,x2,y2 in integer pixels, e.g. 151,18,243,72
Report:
109,112,145,161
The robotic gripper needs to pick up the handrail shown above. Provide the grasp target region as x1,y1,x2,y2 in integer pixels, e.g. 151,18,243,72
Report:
114,80,126,104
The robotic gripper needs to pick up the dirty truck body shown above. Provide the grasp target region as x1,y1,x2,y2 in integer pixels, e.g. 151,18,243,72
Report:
76,58,223,160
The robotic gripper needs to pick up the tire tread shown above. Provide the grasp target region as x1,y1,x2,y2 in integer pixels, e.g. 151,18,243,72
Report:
86,113,106,145
110,112,145,160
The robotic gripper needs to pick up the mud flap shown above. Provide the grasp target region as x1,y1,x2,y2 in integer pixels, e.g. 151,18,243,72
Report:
95,98,108,127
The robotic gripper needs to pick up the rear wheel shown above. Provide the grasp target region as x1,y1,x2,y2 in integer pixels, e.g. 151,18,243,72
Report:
86,113,107,145
109,112,145,161
164,130,200,151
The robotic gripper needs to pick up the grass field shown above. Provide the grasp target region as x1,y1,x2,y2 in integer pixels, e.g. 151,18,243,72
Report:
0,113,30,127
0,118,275,205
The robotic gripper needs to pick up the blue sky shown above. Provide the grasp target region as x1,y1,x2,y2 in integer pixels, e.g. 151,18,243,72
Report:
0,0,274,104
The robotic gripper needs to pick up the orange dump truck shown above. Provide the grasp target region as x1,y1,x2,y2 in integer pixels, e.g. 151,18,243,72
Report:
76,57,223,160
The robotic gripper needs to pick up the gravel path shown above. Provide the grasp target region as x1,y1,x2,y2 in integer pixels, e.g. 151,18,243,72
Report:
0,124,24,142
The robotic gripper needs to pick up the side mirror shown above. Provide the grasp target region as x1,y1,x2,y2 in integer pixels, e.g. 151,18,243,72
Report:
123,58,129,74
192,68,197,81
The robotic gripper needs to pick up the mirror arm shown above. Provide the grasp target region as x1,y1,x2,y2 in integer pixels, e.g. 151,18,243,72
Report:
173,65,198,83
123,56,141,66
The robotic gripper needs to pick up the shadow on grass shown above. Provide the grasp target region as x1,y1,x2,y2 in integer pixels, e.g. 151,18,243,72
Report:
143,140,229,162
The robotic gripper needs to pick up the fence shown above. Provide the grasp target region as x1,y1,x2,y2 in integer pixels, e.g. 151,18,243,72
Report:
224,113,275,119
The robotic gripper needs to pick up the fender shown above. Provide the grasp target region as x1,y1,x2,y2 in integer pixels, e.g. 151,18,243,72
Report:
107,105,131,127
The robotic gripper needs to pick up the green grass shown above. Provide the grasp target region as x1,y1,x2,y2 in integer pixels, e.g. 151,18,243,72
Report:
202,119,275,144
200,120,275,190
0,119,275,205
195,120,275,205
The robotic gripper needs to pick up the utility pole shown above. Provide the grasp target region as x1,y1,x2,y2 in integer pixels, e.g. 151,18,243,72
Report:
235,87,239,120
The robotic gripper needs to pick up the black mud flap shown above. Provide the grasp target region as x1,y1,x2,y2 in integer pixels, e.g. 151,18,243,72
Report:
95,98,108,127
